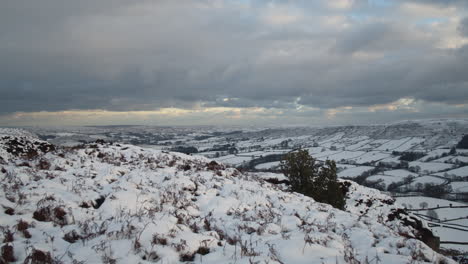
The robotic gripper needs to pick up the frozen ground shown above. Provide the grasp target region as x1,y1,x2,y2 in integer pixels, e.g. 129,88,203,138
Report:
0,129,456,264
396,196,468,252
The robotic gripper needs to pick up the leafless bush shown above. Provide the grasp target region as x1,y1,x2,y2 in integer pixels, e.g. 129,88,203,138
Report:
142,251,159,262
408,243,430,263
151,234,168,246
239,239,260,257
2,228,14,243
77,219,108,242
37,159,51,170
101,254,116,264
179,253,195,262
280,226,291,240
343,234,361,264
3,207,14,215
1,243,16,263
196,246,210,256
23,248,55,264
106,220,136,240
63,230,81,244
172,239,188,252
266,243,284,264
33,206,67,226
225,233,240,246
16,219,32,238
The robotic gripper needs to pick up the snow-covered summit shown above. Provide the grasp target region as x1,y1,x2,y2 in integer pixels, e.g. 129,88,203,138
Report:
0,129,454,263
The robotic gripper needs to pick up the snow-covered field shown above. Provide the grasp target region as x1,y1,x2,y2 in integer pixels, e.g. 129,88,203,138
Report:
337,166,374,179
420,149,451,162
214,154,252,166
412,176,446,185
255,161,281,170
349,151,390,164
396,196,468,252
376,137,423,152
0,129,456,263
450,181,468,192
435,166,468,178
367,175,403,187
408,161,454,174
384,169,418,178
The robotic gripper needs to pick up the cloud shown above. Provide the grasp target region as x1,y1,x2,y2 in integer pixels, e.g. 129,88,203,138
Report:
459,17,468,36
0,0,467,125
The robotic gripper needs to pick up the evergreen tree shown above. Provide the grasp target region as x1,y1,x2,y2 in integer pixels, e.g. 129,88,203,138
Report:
280,149,319,195
457,135,468,149
280,150,345,210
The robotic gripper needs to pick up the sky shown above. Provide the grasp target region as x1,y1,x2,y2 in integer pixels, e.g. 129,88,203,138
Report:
1,0,468,126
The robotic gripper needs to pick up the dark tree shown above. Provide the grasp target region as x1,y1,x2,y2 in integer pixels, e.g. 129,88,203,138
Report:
280,150,319,194
170,146,198,154
399,152,425,162
456,135,468,149
449,146,457,155
280,150,345,210
422,183,453,198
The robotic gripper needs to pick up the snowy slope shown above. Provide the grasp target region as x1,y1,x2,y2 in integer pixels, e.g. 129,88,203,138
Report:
396,197,468,252
0,129,454,264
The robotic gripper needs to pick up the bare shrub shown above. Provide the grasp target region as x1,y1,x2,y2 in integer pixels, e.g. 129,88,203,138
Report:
151,234,167,246
16,219,32,238
63,230,81,244
2,228,14,243
24,249,53,264
33,206,67,226
37,159,51,170
3,207,14,215
1,244,16,262
16,219,29,231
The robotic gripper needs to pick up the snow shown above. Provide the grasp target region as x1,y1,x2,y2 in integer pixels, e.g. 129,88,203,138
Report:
395,196,468,252
450,181,468,192
412,176,446,185
384,169,418,178
433,155,468,164
214,154,252,166
434,166,468,178
252,172,288,182
312,149,342,159
419,149,451,162
367,170,418,187
345,138,371,151
319,151,366,162
336,164,356,170
255,161,281,170
376,138,412,151
337,166,374,179
367,175,401,187
431,228,468,252
349,151,390,164
378,156,401,165
0,129,454,264
408,161,454,174
392,137,425,152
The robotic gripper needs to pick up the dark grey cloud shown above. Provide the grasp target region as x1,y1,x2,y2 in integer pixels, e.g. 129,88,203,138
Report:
459,17,468,37
401,0,468,7
0,0,468,124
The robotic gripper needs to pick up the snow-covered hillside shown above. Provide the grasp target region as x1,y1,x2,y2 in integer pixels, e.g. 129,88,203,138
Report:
0,129,455,263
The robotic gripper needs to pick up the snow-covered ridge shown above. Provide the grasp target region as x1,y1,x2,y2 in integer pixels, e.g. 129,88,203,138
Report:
0,129,454,263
